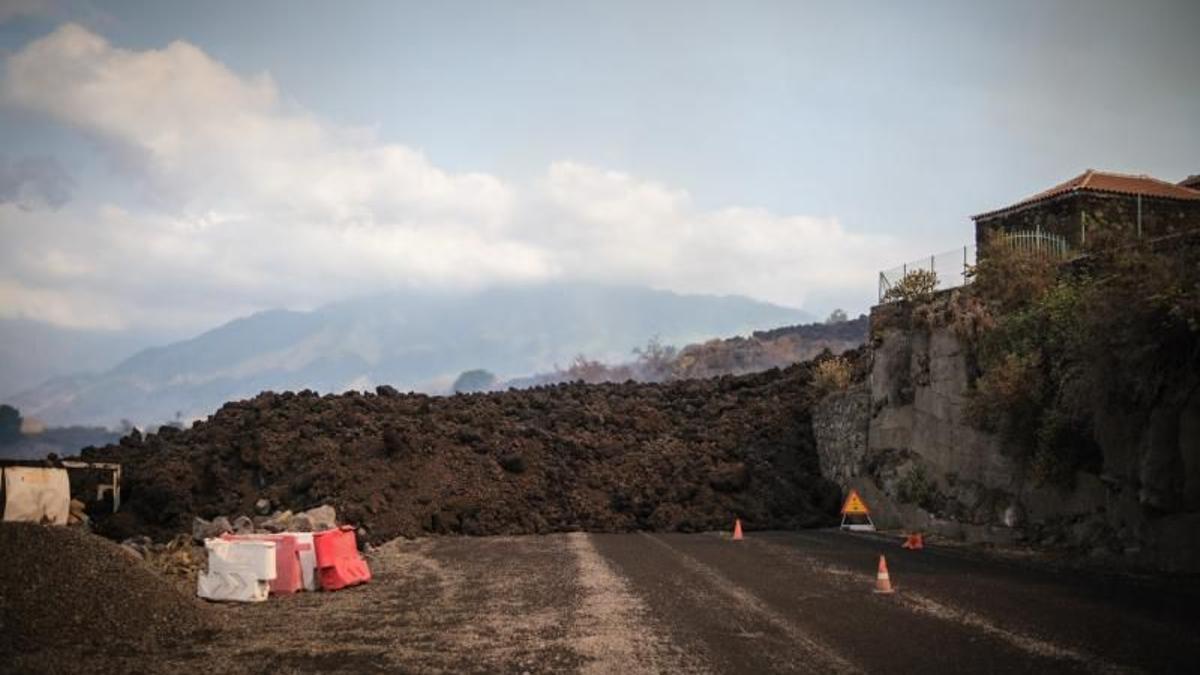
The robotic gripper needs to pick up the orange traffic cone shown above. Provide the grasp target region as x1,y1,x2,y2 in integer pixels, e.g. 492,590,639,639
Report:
732,518,744,541
874,555,895,594
901,533,925,550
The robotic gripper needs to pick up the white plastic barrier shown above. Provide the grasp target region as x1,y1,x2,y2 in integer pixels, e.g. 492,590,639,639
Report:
289,532,319,591
2,467,70,525
197,538,276,602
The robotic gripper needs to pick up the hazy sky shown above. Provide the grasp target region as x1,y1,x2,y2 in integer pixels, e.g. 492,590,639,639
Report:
1,0,1197,334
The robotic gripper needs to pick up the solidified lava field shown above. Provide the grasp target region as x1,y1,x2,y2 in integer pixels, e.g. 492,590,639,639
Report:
84,357,853,544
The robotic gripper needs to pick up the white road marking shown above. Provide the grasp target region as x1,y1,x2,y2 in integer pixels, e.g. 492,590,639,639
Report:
568,532,707,674
747,536,1139,675
901,590,1138,675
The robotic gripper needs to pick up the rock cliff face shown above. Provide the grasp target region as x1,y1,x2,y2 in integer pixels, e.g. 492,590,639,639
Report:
814,304,1200,572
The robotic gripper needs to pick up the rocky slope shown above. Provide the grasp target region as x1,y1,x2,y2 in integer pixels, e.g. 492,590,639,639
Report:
508,315,868,387
83,360,850,544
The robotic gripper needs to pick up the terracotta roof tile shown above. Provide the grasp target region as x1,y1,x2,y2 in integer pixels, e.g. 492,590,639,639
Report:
973,169,1200,220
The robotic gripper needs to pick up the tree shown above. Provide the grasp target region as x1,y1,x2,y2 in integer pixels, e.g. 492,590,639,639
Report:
632,336,677,380
0,404,22,445
452,369,496,393
825,308,848,324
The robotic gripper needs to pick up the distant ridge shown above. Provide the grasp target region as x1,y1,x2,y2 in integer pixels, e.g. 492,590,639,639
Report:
5,283,811,428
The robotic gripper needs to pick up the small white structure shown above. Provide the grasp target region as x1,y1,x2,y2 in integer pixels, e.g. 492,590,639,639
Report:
197,538,277,602
2,467,70,525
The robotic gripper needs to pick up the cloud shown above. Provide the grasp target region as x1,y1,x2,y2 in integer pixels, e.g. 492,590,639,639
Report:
0,0,53,25
0,154,72,210
0,24,893,331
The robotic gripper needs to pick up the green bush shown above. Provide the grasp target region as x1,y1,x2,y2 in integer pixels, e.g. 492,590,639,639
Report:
897,464,939,511
965,233,1200,487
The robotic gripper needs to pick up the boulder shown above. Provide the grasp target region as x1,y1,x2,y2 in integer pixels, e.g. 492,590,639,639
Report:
287,514,314,532
193,516,235,542
191,517,211,543
300,505,337,531
232,515,255,534
255,498,272,516
260,510,294,533
211,516,233,536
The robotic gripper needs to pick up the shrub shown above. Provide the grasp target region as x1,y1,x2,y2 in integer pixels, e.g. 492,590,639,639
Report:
966,233,1200,488
970,230,1059,315
1030,408,1100,488
911,289,995,343
812,356,852,394
897,463,938,510
882,268,939,304
965,352,1044,448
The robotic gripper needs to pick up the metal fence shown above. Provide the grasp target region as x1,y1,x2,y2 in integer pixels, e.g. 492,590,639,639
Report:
1001,228,1070,258
878,245,975,302
876,229,1073,303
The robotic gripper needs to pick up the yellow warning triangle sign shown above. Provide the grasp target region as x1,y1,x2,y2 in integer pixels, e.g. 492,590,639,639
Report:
840,489,870,515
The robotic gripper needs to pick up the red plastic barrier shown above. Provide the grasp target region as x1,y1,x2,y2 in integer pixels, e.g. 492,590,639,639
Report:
313,526,371,590
222,533,306,595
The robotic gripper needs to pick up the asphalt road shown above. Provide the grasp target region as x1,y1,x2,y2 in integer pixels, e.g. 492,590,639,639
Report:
25,530,1200,674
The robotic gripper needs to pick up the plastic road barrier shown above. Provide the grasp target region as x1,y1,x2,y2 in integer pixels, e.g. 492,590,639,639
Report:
291,532,319,591
2,467,70,525
197,538,276,602
222,533,310,594
313,526,371,590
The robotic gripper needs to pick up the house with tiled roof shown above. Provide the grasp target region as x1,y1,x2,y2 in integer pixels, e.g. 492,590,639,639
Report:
972,169,1200,251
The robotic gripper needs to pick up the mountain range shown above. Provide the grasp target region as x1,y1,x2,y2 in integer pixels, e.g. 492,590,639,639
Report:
3,284,811,428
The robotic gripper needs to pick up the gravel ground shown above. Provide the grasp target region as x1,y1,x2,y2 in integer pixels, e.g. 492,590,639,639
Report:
6,528,1199,674
0,523,217,671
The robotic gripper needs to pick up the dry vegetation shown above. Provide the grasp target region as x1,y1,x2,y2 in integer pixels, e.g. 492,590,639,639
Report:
513,317,867,388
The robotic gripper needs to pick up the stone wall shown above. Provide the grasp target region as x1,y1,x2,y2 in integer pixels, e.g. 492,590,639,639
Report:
974,192,1200,250
812,385,869,487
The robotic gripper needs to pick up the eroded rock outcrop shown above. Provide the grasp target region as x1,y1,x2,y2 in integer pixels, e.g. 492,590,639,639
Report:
814,303,1200,572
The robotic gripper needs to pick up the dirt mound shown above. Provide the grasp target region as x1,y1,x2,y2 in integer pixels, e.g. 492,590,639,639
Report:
83,359,851,544
0,523,215,656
